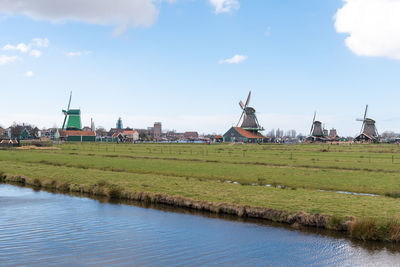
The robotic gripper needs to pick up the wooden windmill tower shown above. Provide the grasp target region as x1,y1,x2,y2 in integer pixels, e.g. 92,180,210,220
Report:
237,91,264,132
62,92,82,131
310,111,324,137
309,111,325,140
355,105,378,141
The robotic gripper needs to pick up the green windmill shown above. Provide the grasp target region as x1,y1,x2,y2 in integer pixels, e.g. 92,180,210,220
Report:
62,92,82,130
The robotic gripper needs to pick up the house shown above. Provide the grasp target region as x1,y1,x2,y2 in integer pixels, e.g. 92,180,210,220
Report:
112,132,124,142
223,127,265,143
122,130,139,142
39,128,58,140
184,131,199,140
112,130,139,143
57,130,96,142
19,128,32,140
211,134,223,143
0,139,19,147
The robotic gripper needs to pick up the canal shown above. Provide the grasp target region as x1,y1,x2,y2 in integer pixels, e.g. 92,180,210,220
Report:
0,184,399,266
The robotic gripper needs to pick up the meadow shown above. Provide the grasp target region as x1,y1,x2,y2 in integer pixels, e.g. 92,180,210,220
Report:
1,142,400,242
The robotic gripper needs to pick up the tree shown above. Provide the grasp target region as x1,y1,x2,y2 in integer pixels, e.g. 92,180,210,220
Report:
10,123,24,138
96,126,108,137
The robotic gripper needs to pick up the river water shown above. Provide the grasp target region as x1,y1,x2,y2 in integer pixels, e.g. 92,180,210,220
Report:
0,184,399,266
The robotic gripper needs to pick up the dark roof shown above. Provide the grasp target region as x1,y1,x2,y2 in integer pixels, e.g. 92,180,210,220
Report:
355,133,376,140
234,127,265,139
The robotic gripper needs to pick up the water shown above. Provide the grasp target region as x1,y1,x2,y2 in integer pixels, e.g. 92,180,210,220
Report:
0,184,399,266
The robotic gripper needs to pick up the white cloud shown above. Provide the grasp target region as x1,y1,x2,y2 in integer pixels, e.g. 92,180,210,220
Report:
66,51,92,57
31,38,49,48
2,38,49,55
209,0,239,14
3,43,29,53
219,54,247,64
335,0,400,60
24,70,34,77
29,49,42,58
0,0,161,34
0,54,20,65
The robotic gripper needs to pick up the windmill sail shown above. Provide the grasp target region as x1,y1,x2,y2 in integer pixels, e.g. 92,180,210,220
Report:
236,90,264,131
355,104,378,141
61,92,82,131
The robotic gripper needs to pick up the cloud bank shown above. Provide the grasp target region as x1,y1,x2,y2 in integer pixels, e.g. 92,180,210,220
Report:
335,0,400,60
0,0,160,34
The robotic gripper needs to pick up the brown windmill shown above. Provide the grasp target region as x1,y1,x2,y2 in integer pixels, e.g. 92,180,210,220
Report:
309,111,324,137
237,91,264,132
355,105,379,141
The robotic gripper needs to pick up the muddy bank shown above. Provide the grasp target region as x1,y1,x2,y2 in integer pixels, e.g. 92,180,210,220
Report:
1,173,399,243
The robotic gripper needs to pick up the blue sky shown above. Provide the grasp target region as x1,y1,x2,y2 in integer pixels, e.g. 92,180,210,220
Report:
1,0,400,136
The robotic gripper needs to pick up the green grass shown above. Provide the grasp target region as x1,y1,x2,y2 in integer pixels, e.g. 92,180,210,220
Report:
1,142,400,241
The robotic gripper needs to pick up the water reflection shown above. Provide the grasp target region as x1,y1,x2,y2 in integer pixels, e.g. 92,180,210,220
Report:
0,184,399,266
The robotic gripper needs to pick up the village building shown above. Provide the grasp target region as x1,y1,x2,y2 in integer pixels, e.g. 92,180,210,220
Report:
223,127,265,143
111,130,139,143
0,139,19,147
57,130,96,142
39,128,58,140
210,134,223,143
184,131,199,140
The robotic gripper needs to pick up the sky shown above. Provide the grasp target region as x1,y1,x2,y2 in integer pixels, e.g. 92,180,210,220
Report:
1,0,400,136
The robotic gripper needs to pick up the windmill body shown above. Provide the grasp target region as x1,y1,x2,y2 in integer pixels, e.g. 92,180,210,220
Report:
355,105,378,142
237,91,264,132
311,121,324,137
223,91,265,143
62,92,82,131
308,111,328,141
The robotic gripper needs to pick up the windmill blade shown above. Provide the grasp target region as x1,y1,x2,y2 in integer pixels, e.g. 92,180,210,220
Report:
363,104,368,121
310,111,316,135
67,91,72,110
239,100,245,109
356,118,364,121
245,91,251,107
62,115,67,130
360,122,364,135
237,110,245,126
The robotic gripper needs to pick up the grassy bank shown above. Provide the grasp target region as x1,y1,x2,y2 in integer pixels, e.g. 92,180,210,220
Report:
1,143,400,242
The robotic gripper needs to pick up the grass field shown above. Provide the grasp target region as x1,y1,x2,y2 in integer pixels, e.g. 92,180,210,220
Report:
1,142,400,241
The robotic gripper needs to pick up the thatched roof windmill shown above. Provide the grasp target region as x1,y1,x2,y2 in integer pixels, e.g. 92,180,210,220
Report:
237,91,264,132
355,105,378,141
309,111,324,138
62,92,82,131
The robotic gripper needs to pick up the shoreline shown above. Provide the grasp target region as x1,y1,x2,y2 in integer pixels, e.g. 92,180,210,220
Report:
2,173,399,243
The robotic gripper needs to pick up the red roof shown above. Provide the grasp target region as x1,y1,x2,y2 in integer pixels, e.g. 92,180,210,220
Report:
234,127,265,139
59,130,95,136
214,135,223,139
122,130,137,135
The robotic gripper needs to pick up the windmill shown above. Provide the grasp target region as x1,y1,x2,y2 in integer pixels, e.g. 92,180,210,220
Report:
309,111,324,138
355,105,378,141
237,91,264,132
62,92,82,131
